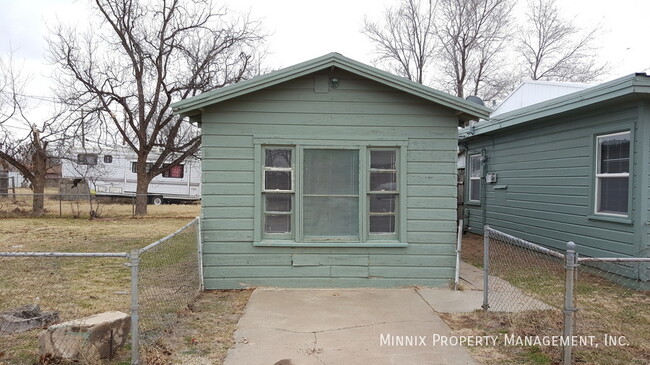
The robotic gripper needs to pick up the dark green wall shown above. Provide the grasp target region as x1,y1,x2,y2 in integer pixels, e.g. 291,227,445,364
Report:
464,102,648,269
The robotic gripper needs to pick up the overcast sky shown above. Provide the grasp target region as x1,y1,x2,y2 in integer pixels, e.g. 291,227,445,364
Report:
1,0,649,123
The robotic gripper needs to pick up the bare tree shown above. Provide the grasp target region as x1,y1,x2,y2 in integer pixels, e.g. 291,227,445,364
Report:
363,0,437,84
48,0,267,215
363,0,513,102
517,0,606,82
0,53,75,215
435,0,514,100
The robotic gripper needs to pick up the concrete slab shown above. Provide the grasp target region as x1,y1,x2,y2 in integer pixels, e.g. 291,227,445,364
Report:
418,289,484,313
458,261,484,291
458,262,555,312
225,289,478,365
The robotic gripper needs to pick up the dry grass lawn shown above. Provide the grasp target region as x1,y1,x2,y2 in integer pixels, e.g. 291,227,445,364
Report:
450,233,650,365
0,195,250,365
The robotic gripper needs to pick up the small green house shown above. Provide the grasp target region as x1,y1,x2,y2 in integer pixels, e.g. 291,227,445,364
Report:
172,53,489,289
460,73,650,281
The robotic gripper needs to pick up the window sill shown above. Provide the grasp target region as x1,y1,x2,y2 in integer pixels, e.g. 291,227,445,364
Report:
254,240,408,248
587,214,633,225
465,201,481,206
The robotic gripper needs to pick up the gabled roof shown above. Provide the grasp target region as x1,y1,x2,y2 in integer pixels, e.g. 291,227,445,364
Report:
171,52,491,121
491,80,591,117
460,73,650,140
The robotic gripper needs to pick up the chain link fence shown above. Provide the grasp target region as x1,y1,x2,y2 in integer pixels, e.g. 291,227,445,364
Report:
483,226,565,312
135,219,202,362
572,257,650,364
0,218,201,364
0,253,131,364
483,225,650,365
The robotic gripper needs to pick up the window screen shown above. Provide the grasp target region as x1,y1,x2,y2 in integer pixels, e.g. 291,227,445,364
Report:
369,149,398,234
263,148,293,235
303,149,359,238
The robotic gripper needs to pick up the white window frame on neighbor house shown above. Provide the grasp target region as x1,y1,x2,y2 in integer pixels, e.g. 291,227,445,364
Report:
594,131,631,218
253,139,407,247
468,154,481,203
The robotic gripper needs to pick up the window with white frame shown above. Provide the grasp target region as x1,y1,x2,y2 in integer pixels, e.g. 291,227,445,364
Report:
261,146,400,242
595,131,630,216
468,154,481,202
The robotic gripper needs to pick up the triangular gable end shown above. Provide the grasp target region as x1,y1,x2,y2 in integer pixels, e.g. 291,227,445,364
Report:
171,52,491,123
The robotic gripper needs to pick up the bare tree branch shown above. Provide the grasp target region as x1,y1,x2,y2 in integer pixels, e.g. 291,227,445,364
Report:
517,0,607,82
363,0,437,85
47,0,267,215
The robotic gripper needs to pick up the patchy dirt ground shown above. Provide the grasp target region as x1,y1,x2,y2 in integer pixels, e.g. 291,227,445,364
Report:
143,289,252,365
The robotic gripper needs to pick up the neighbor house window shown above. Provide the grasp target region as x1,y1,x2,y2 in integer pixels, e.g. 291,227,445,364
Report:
261,146,400,242
468,154,481,202
162,164,184,178
263,148,294,237
131,162,153,173
595,131,630,216
103,155,113,163
77,153,98,166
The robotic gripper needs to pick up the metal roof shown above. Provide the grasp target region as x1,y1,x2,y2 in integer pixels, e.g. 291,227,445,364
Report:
491,80,591,117
171,52,491,121
460,73,650,140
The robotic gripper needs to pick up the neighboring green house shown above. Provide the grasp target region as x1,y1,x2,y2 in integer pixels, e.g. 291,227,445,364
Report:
172,53,490,289
460,73,650,281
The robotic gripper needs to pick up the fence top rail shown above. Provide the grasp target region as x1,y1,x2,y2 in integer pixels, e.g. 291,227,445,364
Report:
485,225,565,260
0,251,129,258
578,257,650,263
138,216,199,254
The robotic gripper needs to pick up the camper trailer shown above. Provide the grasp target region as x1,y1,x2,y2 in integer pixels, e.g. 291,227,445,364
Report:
62,147,201,204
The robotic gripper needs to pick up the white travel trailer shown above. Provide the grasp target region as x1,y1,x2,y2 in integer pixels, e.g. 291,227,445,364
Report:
62,147,201,204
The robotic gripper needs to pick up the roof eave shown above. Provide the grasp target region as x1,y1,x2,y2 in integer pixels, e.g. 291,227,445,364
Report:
171,53,491,120
460,73,650,140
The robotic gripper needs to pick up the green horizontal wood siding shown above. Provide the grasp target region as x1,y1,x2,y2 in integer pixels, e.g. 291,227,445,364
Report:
465,102,646,260
200,69,461,288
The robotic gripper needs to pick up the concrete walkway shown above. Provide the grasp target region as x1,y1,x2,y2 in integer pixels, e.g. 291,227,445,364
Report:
224,288,479,365
223,261,551,364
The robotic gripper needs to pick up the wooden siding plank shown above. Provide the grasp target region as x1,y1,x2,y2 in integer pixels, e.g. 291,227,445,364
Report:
202,195,254,207
203,277,450,289
202,171,254,183
201,183,254,195
201,207,254,219
202,254,291,266
369,254,456,266
407,174,455,185
369,266,453,278
202,218,254,231
330,266,369,278
202,147,254,159
201,242,454,255
292,254,369,266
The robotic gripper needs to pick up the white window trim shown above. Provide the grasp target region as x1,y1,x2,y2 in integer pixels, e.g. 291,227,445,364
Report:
594,131,630,217
468,154,481,203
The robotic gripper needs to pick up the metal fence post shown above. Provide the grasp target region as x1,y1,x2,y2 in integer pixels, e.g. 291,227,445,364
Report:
130,249,140,365
482,225,490,310
196,216,204,291
563,241,577,365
